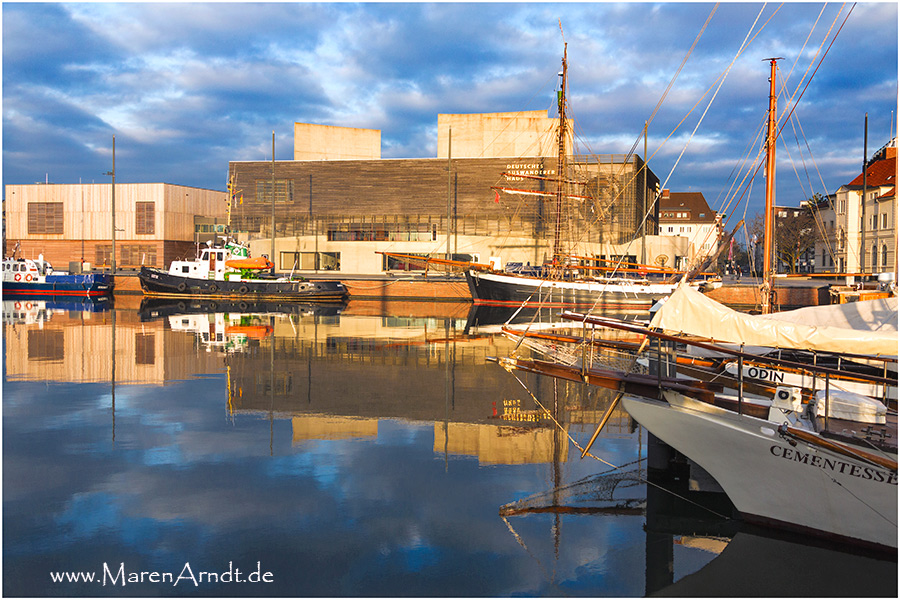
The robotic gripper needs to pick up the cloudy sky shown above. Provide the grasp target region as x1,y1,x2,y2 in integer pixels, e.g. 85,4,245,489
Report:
3,2,897,218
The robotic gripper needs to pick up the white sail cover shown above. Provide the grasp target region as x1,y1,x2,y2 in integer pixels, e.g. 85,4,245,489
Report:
649,284,899,357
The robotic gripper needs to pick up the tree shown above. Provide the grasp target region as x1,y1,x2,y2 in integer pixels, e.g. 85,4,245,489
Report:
748,205,818,274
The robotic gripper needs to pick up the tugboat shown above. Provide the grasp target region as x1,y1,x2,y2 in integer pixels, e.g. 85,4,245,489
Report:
138,238,347,302
2,248,113,298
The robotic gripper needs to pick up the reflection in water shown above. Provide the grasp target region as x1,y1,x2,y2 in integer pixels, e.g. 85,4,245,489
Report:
3,301,895,596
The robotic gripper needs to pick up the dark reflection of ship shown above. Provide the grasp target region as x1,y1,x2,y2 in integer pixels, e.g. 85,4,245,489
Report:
464,302,651,335
138,297,345,321
652,525,897,597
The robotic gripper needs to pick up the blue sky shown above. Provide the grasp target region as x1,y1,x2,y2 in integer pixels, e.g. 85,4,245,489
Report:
3,2,897,218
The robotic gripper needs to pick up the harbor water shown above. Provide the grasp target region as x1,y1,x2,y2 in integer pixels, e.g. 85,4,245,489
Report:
3,298,896,597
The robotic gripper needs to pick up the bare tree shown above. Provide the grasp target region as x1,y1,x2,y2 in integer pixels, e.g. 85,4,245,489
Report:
749,206,817,274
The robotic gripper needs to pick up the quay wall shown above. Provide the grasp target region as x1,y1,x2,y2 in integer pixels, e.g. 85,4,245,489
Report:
111,273,833,309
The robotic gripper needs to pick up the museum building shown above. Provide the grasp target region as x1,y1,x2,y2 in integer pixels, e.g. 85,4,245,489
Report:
228,111,672,274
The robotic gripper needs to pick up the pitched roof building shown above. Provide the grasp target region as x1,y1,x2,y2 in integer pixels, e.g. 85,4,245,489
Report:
814,139,897,276
656,190,722,269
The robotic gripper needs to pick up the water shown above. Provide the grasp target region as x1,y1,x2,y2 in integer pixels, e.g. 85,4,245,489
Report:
3,298,896,597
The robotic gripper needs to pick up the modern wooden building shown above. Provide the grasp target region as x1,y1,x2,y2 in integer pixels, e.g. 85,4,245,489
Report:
3,183,227,270
228,113,664,274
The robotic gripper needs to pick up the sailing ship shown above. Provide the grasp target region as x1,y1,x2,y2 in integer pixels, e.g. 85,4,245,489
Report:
465,45,698,310
492,59,898,551
138,237,347,302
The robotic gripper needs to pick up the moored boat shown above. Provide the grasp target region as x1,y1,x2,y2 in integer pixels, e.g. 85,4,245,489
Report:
2,254,113,297
466,269,676,310
138,238,347,302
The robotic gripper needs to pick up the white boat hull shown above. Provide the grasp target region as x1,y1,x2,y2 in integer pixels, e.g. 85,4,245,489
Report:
622,391,898,550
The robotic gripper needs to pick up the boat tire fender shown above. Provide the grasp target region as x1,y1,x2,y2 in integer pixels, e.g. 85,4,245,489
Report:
238,285,249,294
208,284,218,293
238,302,249,310
177,282,187,292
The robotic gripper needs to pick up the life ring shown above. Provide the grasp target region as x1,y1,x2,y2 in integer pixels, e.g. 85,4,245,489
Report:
24,274,33,282
238,285,249,294
14,274,21,281
14,302,21,309
176,282,187,292
24,302,33,310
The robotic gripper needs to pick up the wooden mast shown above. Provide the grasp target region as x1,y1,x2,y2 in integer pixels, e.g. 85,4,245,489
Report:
762,58,780,314
552,44,568,274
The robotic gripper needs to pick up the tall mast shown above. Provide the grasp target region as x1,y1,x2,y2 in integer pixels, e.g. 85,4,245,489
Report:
762,58,779,314
553,43,568,270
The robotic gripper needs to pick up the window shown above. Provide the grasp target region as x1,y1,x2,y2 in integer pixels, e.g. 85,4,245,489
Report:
135,333,155,365
95,245,113,267
136,202,155,234
279,251,340,271
27,202,64,234
28,330,64,362
256,179,294,203
882,213,889,229
121,244,157,267
872,245,878,268
882,245,889,269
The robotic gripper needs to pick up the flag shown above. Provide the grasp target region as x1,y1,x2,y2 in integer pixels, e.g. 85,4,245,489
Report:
239,193,243,205
494,191,500,203
727,237,734,261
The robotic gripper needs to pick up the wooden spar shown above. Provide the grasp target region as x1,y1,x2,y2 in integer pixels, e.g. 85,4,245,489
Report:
498,172,588,186
491,355,723,402
501,325,823,401
560,311,898,385
762,58,780,314
781,425,898,472
492,186,593,201
579,337,650,458
376,251,494,272
552,44,568,269
499,504,643,517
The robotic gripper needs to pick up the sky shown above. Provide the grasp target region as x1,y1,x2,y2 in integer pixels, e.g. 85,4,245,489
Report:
2,2,898,220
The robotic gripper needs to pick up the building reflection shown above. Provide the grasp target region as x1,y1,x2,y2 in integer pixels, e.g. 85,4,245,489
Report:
4,301,633,466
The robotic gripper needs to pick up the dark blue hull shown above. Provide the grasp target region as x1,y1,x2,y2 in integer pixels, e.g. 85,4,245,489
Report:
2,273,114,297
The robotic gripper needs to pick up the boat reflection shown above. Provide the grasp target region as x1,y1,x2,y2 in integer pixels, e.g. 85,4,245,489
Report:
3,296,110,325
655,525,898,597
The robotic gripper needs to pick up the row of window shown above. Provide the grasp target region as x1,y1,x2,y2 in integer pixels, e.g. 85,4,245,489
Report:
26,202,156,235
24,329,155,365
820,246,892,270
869,212,891,230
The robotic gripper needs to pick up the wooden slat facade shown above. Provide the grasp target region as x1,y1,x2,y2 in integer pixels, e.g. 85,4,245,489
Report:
4,183,227,269
228,155,658,245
